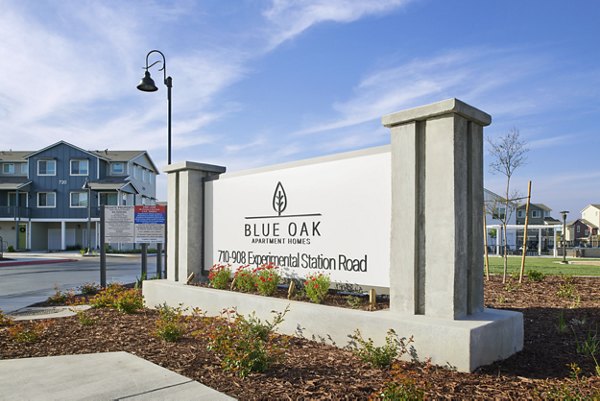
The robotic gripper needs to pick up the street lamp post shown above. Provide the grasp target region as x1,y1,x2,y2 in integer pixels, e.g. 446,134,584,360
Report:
137,50,173,164
560,210,569,264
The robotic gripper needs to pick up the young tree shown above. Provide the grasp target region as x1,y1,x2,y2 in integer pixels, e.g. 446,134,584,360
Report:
487,127,528,283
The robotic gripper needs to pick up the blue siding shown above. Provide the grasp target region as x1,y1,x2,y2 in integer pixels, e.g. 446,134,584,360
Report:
29,143,99,219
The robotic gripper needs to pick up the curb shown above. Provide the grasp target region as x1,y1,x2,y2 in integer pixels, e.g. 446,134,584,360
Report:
0,258,77,267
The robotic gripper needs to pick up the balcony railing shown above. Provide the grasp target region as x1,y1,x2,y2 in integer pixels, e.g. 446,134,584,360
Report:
0,206,30,219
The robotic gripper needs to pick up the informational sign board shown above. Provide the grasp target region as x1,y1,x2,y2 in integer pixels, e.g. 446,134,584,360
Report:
206,146,391,287
134,205,166,243
104,205,166,244
105,206,135,243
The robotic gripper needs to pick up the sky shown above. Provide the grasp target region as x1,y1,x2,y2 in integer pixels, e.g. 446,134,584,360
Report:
0,0,599,217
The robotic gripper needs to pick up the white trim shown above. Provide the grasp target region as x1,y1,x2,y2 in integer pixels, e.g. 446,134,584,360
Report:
96,158,100,179
37,192,56,208
6,218,101,222
37,159,57,176
70,159,89,176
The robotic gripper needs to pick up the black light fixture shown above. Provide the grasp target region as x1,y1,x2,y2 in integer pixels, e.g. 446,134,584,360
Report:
137,71,158,92
137,50,173,164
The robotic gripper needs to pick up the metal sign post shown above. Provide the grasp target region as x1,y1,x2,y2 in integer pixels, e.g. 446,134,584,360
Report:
100,206,106,288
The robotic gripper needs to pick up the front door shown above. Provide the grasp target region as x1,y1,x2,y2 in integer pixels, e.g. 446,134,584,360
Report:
18,223,27,249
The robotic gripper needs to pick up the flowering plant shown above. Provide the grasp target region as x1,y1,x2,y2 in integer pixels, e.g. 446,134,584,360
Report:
304,273,330,303
233,265,256,292
208,263,231,290
254,263,280,296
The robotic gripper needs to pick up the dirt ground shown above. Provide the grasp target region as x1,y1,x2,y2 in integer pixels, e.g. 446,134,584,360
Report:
1,275,599,400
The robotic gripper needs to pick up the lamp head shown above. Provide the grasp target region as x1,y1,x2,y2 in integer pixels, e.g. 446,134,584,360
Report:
137,70,158,92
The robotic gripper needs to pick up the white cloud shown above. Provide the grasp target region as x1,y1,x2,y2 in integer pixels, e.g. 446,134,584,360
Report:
262,0,413,48
291,48,549,137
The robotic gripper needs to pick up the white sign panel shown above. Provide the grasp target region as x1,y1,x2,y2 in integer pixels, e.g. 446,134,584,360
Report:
105,206,135,243
208,146,391,287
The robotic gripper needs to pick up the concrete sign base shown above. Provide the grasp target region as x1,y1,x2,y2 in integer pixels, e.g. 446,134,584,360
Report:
144,280,523,372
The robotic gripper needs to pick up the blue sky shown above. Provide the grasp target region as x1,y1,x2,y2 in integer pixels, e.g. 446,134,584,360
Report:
1,0,598,217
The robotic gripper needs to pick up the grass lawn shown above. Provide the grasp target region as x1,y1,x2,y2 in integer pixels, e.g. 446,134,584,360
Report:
485,255,600,276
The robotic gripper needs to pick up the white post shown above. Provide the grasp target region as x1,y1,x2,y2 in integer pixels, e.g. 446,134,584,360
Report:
538,228,542,255
383,98,490,319
60,221,66,251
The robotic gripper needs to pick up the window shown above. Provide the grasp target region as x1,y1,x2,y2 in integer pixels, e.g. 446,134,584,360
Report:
133,165,139,179
70,192,88,208
2,163,15,174
70,159,89,176
111,162,124,175
517,210,524,218
492,207,506,220
576,226,581,233
585,229,589,236
99,192,118,206
142,169,147,183
8,192,28,207
37,160,56,176
532,210,541,218
20,163,28,175
37,192,56,208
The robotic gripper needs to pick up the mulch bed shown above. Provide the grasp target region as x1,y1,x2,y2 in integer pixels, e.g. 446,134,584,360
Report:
1,275,599,400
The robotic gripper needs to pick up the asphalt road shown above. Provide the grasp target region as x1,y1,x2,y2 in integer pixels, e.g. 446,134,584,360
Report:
0,256,162,313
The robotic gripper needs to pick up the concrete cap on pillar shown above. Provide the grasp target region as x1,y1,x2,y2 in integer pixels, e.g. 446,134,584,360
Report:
164,161,226,175
381,98,492,128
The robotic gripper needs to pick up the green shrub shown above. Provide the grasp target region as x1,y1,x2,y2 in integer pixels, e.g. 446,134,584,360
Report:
75,310,95,326
378,379,425,401
527,270,545,282
7,321,49,343
350,329,414,369
90,284,143,314
208,263,231,289
46,287,74,305
254,263,280,296
304,273,330,303
206,306,289,377
79,282,100,296
155,303,187,342
7,245,14,252
0,309,14,327
233,265,256,292
114,289,144,313
90,283,126,308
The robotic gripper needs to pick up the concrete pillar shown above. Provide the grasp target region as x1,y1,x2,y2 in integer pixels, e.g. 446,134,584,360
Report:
164,162,226,283
383,98,491,320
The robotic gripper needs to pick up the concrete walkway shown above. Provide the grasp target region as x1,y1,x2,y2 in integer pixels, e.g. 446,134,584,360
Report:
0,352,235,401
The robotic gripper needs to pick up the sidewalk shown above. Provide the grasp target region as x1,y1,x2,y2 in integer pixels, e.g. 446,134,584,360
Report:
0,352,234,401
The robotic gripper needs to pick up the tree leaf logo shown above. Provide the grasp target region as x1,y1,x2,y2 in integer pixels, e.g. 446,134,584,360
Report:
272,182,287,216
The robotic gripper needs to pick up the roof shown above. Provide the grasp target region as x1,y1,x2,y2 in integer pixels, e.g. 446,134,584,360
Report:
517,203,552,211
0,177,32,190
90,150,159,173
87,177,139,193
91,150,145,161
1,141,159,173
0,151,32,162
582,204,600,212
568,219,599,229
581,219,599,229
25,140,107,160
543,217,560,224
